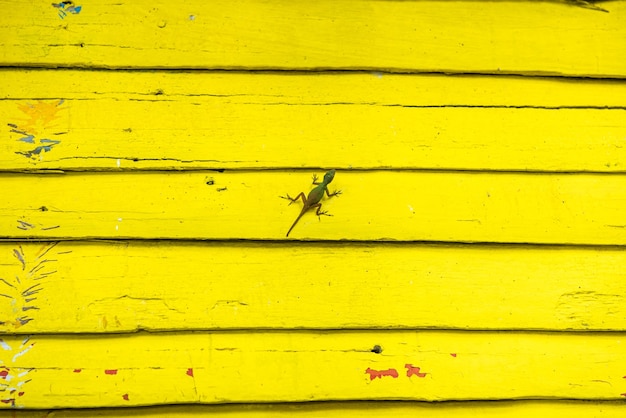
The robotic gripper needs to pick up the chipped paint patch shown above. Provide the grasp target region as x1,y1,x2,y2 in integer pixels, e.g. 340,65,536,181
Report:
405,364,427,378
365,367,398,380
1,243,62,329
0,337,35,407
52,1,82,19
9,100,66,160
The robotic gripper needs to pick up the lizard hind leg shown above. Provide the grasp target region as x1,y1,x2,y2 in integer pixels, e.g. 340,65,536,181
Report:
313,203,333,219
280,192,307,206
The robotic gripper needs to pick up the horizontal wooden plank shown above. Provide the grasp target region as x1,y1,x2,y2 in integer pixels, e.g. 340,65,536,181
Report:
1,71,626,172
1,241,625,333
1,401,626,418
0,1,625,77
1,171,626,244
0,331,624,408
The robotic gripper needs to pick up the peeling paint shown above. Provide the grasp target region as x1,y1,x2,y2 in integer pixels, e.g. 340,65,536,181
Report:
1,243,62,329
0,337,35,407
365,367,398,380
52,1,82,19
9,100,66,160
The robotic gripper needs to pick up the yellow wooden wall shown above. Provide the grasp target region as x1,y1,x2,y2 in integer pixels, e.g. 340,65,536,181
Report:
1,0,626,416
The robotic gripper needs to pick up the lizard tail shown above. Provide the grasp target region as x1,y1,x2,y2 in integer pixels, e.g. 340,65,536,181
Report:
286,210,306,237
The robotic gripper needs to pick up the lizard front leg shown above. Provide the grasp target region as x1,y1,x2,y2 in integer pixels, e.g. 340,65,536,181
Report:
325,188,342,198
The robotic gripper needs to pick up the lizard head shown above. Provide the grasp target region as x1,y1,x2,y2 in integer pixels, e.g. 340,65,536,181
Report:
323,169,336,184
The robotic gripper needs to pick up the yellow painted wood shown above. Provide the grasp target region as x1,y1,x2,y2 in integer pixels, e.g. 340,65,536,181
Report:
1,71,626,172
1,241,625,333
0,331,624,408
1,171,626,243
1,1,625,77
1,401,626,418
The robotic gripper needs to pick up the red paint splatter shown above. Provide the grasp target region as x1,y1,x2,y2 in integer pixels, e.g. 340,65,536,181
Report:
186,368,194,377
450,353,457,357
1,399,12,404
405,364,427,378
18,392,24,397
73,369,82,373
621,393,626,397
122,394,129,401
104,369,118,375
0,370,8,379
365,367,398,380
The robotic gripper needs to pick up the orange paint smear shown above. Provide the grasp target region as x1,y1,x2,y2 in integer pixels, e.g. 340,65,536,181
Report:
405,364,427,378
365,367,398,380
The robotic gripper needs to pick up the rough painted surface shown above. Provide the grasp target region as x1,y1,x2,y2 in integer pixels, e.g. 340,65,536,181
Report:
1,0,624,415
0,332,625,407
0,242,625,333
1,401,626,418
1,71,626,172
0,1,625,77
2,171,626,243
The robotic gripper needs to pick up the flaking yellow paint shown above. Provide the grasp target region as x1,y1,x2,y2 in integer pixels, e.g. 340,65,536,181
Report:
1,71,626,172
0,0,625,414
0,241,625,333
1,0,625,76
1,171,626,243
1,401,626,418
0,331,625,407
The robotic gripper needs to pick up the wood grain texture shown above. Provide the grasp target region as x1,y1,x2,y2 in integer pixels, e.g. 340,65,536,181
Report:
1,241,625,333
1,71,625,172
0,1,625,77
1,171,626,244
1,401,625,418
2,0,625,413
0,331,625,408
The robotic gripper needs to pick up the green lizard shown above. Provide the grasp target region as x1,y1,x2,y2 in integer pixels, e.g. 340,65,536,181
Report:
281,169,342,237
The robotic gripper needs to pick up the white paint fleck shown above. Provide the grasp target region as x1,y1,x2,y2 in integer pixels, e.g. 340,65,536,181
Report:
116,159,121,168
189,14,196,21
0,340,10,350
12,344,34,362
408,205,415,213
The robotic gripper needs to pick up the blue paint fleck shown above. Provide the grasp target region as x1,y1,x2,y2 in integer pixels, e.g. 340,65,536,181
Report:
52,1,82,19
18,135,35,144
39,139,61,145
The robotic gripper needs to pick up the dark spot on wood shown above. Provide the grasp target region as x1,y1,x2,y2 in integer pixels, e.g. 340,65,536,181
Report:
371,345,383,354
39,206,48,212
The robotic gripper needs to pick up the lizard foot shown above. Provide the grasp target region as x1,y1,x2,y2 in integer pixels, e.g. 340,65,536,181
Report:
280,194,295,204
329,189,342,197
